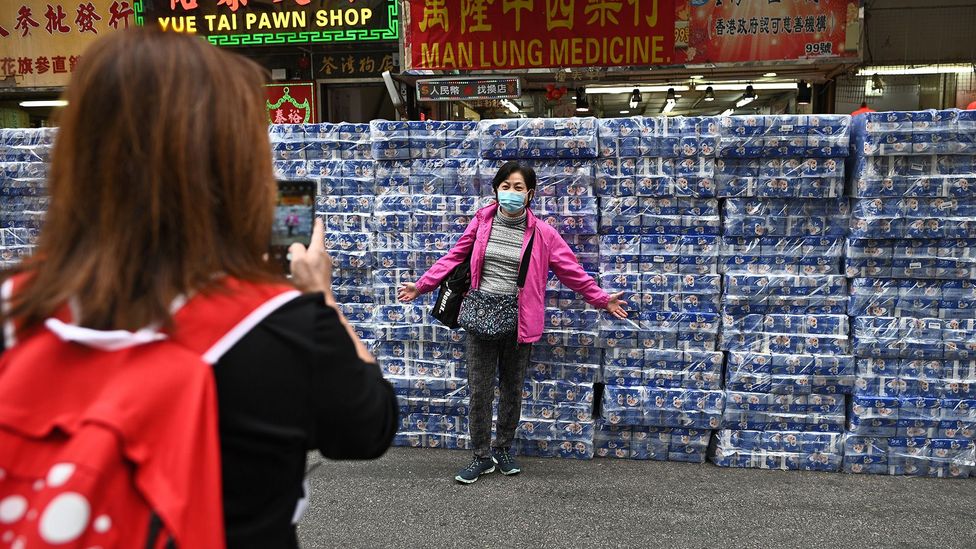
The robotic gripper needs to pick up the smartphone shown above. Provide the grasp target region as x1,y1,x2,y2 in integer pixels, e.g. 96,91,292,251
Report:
270,179,316,275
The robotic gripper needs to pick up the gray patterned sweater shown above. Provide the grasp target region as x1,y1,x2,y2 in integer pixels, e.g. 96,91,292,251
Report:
480,210,527,295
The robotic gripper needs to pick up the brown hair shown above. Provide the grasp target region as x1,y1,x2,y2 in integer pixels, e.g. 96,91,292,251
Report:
4,27,279,332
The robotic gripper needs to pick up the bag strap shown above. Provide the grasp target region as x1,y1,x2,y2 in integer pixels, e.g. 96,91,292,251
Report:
515,229,536,289
448,224,477,286
167,279,300,364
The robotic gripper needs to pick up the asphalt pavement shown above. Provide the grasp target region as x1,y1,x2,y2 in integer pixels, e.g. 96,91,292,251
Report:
297,446,976,549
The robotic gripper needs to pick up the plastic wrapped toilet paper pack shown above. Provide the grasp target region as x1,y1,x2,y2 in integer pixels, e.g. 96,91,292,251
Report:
0,128,55,269
844,109,976,477
710,117,855,472
596,120,725,460
595,422,711,462
711,429,844,472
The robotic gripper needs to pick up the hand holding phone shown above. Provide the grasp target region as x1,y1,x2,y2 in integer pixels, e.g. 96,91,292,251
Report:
270,180,316,275
288,217,334,298
291,216,373,364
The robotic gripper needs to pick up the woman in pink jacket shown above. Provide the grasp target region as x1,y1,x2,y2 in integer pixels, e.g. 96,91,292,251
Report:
398,161,628,484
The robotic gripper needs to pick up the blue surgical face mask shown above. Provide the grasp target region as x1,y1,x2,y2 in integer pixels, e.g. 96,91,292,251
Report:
497,190,527,214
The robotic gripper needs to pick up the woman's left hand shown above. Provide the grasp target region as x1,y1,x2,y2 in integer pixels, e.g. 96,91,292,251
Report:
605,292,629,319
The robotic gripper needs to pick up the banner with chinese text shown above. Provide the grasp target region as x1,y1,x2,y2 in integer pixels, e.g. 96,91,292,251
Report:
674,0,861,65
266,83,317,125
0,0,132,88
403,0,676,71
141,0,397,47
417,77,521,101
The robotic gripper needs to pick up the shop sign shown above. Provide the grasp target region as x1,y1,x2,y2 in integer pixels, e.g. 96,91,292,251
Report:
266,82,317,124
403,0,676,71
140,0,398,47
0,0,131,88
319,51,396,78
417,77,521,101
674,0,861,65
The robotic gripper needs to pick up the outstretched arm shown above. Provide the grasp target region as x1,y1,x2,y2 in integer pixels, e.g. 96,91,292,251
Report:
402,216,480,300
548,233,628,318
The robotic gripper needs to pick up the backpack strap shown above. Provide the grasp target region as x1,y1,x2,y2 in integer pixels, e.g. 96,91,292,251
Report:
1,273,74,351
167,277,301,363
1,273,299,362
1,277,14,349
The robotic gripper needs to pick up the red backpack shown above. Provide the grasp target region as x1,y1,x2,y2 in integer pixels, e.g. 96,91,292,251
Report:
0,276,299,549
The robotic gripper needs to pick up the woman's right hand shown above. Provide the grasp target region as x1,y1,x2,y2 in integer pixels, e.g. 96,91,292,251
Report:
397,283,420,303
289,218,334,298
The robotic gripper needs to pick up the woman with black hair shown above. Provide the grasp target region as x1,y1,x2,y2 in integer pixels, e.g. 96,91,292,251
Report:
398,161,628,483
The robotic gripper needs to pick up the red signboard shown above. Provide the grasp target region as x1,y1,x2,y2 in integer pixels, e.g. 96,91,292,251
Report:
674,0,861,65
403,0,676,71
265,83,317,125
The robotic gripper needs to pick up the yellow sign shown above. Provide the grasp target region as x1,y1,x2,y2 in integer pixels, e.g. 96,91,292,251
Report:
156,7,374,33
143,0,398,48
0,0,130,88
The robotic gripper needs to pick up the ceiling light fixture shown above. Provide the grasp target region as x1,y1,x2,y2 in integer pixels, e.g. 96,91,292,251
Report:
709,82,797,91
585,85,691,95
871,74,885,93
689,75,704,80
797,81,812,105
857,64,973,76
735,85,756,108
704,86,715,102
19,100,68,108
763,72,778,78
720,108,735,117
575,87,589,112
585,82,796,94
662,88,677,114
629,88,642,109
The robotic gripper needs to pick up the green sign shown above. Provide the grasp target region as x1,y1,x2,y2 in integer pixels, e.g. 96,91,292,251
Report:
138,0,398,47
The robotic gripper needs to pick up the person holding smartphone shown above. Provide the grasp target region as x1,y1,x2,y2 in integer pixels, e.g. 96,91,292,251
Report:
0,29,397,548
398,161,628,484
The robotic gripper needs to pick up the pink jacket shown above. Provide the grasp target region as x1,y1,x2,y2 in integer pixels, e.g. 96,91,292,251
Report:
415,203,610,343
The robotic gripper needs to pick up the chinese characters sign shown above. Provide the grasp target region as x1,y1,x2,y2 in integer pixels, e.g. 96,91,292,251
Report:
265,83,317,124
417,77,521,101
143,0,397,47
319,51,396,78
403,0,676,71
1,0,130,88
674,0,861,64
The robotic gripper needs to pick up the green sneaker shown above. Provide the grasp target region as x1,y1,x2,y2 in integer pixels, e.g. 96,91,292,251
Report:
454,456,495,484
491,447,521,476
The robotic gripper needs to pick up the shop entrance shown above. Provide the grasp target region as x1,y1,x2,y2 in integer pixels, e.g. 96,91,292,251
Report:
319,82,395,123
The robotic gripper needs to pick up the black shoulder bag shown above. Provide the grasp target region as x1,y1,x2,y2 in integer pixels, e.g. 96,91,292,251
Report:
430,252,472,329
456,230,535,340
